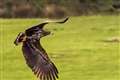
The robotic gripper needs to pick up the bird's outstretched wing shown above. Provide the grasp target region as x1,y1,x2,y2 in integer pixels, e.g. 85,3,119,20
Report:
22,41,58,80
25,17,69,36
32,56,59,80
32,53,58,80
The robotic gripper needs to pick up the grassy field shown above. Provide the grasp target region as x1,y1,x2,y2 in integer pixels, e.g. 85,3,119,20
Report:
0,15,120,80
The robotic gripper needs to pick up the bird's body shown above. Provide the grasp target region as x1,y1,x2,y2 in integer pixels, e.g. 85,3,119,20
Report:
14,17,69,80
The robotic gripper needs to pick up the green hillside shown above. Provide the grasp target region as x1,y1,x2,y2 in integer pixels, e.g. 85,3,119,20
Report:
0,15,119,80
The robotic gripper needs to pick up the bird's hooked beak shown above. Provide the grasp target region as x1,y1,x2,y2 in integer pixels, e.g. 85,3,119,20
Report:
14,32,26,46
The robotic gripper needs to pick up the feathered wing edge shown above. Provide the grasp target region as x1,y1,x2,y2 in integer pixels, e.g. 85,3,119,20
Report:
27,17,69,31
32,62,59,80
27,43,59,80
34,17,69,29
44,17,69,24
25,17,69,36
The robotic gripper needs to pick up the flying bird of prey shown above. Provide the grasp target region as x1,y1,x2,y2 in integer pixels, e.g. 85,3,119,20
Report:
14,17,69,80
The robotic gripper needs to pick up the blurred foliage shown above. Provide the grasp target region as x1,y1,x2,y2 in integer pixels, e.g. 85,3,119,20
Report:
0,0,120,18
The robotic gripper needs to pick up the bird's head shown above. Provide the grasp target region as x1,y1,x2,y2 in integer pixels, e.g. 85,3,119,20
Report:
14,32,26,46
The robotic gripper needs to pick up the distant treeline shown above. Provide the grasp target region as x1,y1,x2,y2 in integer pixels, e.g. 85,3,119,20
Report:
0,0,120,18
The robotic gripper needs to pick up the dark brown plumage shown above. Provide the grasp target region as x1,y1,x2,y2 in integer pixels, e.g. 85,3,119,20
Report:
14,17,69,80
